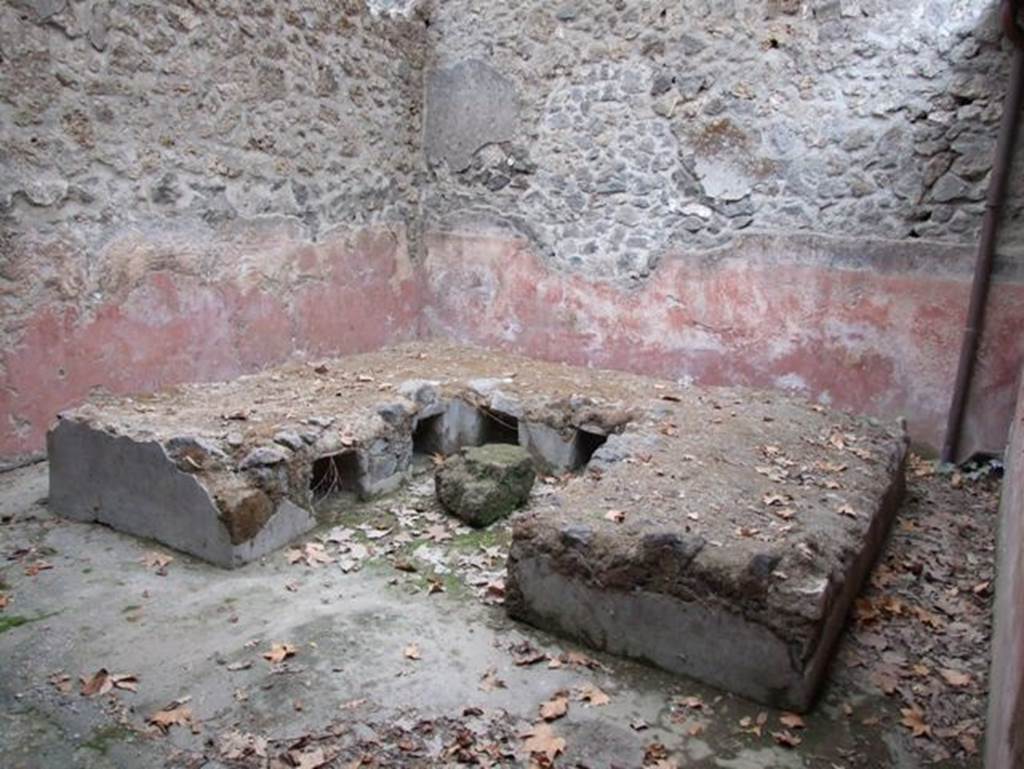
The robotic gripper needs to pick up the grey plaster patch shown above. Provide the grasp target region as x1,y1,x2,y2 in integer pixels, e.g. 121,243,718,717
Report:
425,59,519,172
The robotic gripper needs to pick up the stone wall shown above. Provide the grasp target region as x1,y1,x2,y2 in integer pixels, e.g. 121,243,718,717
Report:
2,0,1023,465
422,0,1023,282
0,0,427,464
986,368,1024,769
419,0,1024,457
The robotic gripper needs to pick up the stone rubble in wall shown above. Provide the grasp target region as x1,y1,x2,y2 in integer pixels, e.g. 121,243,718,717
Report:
0,0,427,328
424,0,1023,282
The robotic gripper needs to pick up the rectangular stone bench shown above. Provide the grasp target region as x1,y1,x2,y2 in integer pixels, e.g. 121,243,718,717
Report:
47,344,626,567
504,396,908,712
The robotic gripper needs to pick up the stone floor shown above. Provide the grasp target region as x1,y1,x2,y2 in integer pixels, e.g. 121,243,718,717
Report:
0,453,996,768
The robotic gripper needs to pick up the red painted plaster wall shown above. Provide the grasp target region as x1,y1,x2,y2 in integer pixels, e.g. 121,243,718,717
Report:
3,225,1021,466
0,224,424,464
421,230,1024,459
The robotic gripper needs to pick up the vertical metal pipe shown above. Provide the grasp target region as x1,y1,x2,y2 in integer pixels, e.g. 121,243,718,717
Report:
940,11,1024,464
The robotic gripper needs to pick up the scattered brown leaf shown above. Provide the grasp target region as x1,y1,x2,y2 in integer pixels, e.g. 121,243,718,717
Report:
511,641,548,666
539,691,569,721
870,669,899,695
772,730,802,748
403,643,422,661
521,723,566,760
262,643,297,664
900,705,931,738
80,669,112,697
939,668,971,688
148,703,194,733
140,551,174,574
425,524,452,543
287,543,333,568
49,672,72,694
675,695,704,710
779,712,805,730
479,667,506,692
23,561,53,577
576,684,610,706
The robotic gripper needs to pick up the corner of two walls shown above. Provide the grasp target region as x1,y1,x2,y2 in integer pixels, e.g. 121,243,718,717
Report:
416,0,1024,459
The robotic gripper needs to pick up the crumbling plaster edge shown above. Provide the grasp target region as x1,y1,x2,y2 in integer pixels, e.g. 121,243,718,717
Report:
422,224,1024,285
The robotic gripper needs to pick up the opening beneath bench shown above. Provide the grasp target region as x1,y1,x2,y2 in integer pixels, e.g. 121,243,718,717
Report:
412,413,444,457
310,450,361,502
573,428,608,468
480,408,520,445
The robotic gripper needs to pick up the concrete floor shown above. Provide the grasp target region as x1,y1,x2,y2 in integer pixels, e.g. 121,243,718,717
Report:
0,460,991,768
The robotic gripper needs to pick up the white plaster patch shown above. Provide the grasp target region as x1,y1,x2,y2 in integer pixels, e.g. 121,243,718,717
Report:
773,373,809,393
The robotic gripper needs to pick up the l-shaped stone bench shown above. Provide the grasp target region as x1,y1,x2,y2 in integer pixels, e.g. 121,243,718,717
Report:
47,343,907,711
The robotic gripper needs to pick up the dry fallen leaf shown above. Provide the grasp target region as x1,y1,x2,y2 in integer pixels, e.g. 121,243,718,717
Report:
290,747,330,769
110,673,139,692
643,742,671,765
218,730,268,761
425,524,452,543
403,643,422,661
900,705,931,738
511,641,548,666
870,669,899,695
738,716,762,737
80,669,112,697
912,605,945,629
960,733,978,755
539,691,570,721
49,672,72,694
24,561,53,577
0,594,9,611
521,723,566,760
563,650,605,670
779,712,806,730
288,542,333,568
262,643,297,664
148,703,194,733
577,684,610,706
479,667,506,692
939,668,971,688
140,551,174,574
773,730,802,748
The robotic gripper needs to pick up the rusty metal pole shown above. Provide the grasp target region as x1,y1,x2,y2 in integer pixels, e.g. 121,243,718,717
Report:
941,0,1024,464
